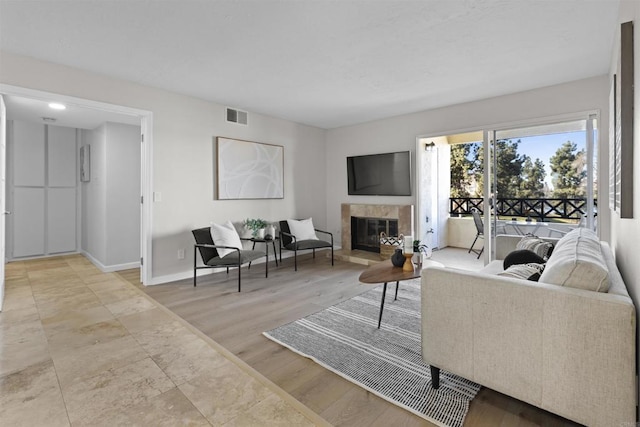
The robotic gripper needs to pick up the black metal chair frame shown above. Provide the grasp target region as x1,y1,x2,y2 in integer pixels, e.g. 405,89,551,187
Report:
468,208,484,259
278,224,334,271
192,228,267,292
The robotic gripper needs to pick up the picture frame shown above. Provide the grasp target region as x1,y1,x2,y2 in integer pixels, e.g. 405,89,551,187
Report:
611,21,634,218
80,144,91,182
609,74,616,210
216,137,284,200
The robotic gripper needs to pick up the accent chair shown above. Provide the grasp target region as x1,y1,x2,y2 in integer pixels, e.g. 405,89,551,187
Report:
192,227,267,291
278,220,334,271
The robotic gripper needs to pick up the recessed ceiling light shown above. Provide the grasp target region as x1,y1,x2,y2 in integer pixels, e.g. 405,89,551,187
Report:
49,103,66,110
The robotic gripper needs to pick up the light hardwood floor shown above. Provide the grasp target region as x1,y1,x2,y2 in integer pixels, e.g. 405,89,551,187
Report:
121,253,581,427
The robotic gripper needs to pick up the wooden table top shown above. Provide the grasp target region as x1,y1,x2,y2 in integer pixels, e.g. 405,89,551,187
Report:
358,259,422,284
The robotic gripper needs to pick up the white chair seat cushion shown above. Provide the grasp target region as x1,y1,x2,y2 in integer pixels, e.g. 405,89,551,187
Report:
287,218,318,240
210,221,243,258
538,228,609,292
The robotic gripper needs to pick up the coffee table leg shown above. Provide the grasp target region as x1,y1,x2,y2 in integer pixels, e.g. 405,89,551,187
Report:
394,280,400,301
378,282,388,329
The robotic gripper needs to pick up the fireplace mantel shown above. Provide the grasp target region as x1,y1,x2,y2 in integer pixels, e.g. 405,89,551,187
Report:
341,203,414,252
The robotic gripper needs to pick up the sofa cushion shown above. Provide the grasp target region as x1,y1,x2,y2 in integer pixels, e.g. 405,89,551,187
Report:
503,249,546,269
538,228,609,292
498,263,545,281
516,234,554,260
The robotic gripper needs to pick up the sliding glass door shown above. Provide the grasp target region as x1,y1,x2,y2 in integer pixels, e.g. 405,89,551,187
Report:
484,115,598,260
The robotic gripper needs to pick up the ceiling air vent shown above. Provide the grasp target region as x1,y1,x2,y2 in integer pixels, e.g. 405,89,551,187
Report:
226,107,248,125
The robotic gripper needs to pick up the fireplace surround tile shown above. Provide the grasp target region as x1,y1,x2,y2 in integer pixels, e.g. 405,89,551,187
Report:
341,204,414,252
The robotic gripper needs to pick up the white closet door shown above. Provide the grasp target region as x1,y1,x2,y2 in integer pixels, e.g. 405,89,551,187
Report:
48,188,76,253
48,126,76,187
13,121,45,187
47,126,77,253
12,121,46,258
9,121,78,259
13,187,45,257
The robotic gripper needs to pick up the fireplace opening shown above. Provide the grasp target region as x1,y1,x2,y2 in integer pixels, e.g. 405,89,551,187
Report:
351,217,399,253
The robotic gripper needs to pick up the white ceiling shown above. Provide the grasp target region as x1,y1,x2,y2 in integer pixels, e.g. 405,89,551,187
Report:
0,0,621,129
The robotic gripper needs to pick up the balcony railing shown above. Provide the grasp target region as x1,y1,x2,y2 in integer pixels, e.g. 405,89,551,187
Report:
450,197,597,221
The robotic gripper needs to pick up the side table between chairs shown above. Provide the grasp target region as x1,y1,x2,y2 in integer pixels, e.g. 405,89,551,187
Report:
242,236,279,268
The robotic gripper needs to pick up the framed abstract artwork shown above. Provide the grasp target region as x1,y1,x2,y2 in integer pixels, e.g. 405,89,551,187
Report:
216,137,284,200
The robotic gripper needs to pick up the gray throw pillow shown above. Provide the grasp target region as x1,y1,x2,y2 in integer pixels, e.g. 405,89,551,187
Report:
498,263,545,281
516,234,554,260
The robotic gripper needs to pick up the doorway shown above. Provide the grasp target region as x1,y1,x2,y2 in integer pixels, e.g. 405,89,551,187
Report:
415,131,483,258
0,84,153,287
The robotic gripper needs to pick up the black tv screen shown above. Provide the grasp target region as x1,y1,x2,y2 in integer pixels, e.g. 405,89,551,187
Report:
347,151,411,196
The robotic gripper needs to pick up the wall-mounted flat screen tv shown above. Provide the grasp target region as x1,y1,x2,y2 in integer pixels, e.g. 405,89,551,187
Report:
347,151,411,196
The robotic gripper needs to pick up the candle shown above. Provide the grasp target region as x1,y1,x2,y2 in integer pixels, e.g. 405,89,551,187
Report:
404,235,413,254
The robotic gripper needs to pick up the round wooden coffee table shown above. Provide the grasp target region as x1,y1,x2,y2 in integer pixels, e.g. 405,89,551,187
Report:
359,259,423,328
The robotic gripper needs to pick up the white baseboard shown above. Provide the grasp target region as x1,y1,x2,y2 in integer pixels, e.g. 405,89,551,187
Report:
147,247,339,286
146,249,315,286
147,269,200,286
82,251,140,273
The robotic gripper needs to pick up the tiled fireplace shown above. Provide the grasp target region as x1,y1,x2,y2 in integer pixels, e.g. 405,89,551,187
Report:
341,203,414,253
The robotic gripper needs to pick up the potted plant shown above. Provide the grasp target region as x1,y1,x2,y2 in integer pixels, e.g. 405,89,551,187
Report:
413,239,428,253
413,239,430,265
244,218,268,238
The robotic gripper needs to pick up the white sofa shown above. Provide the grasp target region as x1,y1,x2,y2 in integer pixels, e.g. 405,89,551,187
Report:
421,229,636,427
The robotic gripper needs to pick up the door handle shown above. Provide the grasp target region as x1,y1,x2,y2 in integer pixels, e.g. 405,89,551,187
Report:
4,211,10,215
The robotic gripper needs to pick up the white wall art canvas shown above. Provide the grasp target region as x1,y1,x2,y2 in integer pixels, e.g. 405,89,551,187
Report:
216,137,284,199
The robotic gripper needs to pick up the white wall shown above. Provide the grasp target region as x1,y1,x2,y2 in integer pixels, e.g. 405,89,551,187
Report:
0,51,327,283
105,122,140,267
609,0,640,410
325,76,611,247
81,124,107,263
81,122,141,270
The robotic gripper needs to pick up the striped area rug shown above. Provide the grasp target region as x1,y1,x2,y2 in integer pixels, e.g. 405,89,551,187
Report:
263,279,480,427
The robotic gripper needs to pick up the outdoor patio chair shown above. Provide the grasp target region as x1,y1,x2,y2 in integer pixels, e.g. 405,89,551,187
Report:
468,208,484,259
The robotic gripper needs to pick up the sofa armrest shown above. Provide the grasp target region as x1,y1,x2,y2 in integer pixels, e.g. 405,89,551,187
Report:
421,267,636,426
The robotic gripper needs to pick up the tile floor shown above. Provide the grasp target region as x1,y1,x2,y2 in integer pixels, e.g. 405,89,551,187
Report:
429,247,485,271
0,254,326,426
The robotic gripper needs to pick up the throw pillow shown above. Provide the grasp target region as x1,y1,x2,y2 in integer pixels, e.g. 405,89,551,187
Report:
287,218,319,241
503,249,546,270
210,221,243,258
516,234,554,260
498,263,545,281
